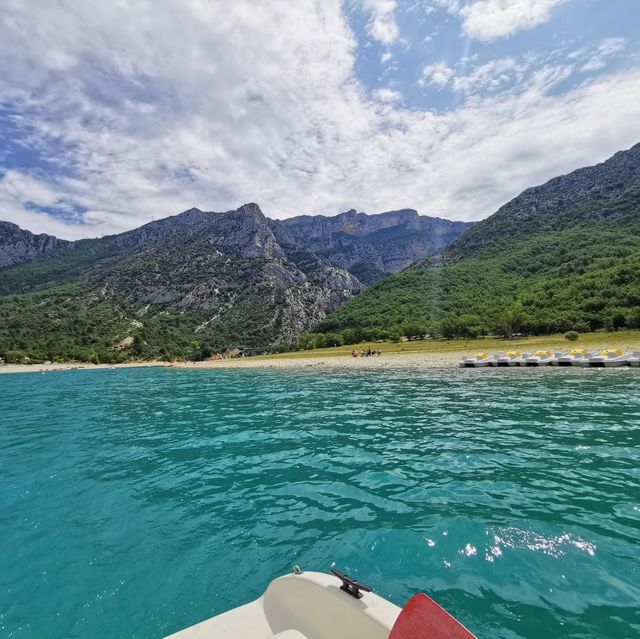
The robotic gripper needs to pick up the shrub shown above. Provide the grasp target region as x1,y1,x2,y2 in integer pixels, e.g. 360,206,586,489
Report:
4,350,27,364
564,330,579,342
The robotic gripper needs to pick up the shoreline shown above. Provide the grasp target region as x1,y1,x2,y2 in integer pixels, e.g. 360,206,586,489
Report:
3,333,640,375
0,353,461,375
0,361,165,375
174,351,463,371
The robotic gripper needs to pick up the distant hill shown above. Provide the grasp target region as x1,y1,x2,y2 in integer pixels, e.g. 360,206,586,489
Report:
0,204,467,362
318,143,640,341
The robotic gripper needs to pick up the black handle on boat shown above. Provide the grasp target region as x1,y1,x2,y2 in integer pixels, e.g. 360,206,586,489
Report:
330,569,373,599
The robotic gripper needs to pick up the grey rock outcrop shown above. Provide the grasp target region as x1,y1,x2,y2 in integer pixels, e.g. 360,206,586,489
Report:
0,221,68,267
270,208,471,283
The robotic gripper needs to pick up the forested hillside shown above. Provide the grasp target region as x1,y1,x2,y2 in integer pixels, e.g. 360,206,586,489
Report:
312,144,640,346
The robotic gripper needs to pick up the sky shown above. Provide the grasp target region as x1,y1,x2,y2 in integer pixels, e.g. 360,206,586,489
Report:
0,0,639,239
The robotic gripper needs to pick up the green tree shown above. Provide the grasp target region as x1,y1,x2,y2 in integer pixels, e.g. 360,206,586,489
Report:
324,333,344,347
400,322,426,339
340,328,359,345
501,301,525,339
439,314,460,339
574,320,590,333
297,333,317,350
611,310,627,331
628,307,640,329
132,334,146,357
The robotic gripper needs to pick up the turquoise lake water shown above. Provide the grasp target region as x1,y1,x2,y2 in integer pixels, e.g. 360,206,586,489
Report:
1,367,639,638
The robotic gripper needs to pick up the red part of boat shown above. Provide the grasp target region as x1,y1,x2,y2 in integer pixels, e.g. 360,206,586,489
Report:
389,593,477,639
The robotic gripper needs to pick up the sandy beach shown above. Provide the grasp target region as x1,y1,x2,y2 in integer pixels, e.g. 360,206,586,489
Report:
175,351,462,371
0,352,460,375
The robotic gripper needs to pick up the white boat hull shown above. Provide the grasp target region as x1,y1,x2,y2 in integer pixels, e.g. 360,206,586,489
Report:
583,358,629,367
164,571,400,639
459,358,494,367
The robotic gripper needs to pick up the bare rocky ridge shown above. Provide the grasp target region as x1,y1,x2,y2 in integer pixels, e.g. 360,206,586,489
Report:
270,208,471,284
0,221,69,267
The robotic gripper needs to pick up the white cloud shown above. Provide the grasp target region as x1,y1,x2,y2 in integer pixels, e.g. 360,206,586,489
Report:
0,1,639,240
458,0,565,41
452,57,526,94
361,0,400,45
373,88,402,103
0,171,90,239
581,37,627,72
380,51,393,64
420,62,455,87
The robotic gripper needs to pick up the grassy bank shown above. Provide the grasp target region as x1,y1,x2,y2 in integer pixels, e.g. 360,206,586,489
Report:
253,330,640,360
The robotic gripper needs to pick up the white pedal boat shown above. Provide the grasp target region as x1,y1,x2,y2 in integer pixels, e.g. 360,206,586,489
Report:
581,349,629,367
524,350,553,366
164,569,476,639
548,350,567,366
553,349,591,366
629,351,640,367
495,351,524,366
458,352,495,367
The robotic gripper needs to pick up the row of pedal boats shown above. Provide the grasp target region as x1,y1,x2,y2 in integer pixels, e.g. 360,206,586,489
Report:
459,349,640,368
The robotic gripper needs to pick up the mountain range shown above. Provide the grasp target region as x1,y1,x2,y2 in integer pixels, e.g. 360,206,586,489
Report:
3,143,639,363
0,204,469,361
319,142,640,341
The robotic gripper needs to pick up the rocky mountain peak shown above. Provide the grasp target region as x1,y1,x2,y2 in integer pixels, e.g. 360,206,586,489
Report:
236,202,265,217
0,221,68,267
212,204,282,259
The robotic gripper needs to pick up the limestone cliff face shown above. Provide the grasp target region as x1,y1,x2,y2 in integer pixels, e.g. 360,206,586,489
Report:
0,221,68,267
270,208,471,283
1,202,468,346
